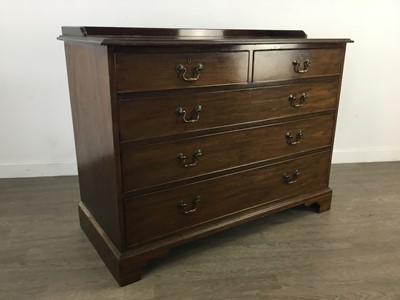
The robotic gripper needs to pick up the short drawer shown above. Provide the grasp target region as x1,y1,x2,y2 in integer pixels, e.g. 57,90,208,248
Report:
253,48,344,82
119,80,339,142
115,51,249,92
125,151,331,246
121,114,335,192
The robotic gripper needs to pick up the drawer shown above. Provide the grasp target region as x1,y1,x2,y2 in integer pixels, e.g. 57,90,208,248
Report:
119,80,339,142
125,151,331,246
121,114,335,192
115,51,249,92
253,48,344,82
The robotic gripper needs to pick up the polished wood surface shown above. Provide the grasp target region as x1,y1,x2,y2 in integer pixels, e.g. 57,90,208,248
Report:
121,115,335,192
125,151,331,246
115,51,249,92
253,48,345,82
60,26,307,39
64,43,122,249
58,26,353,46
119,79,339,142
59,27,351,286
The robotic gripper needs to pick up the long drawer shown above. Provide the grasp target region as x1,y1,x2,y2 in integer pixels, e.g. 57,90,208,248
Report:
121,114,335,192
253,48,344,82
115,51,249,92
125,151,331,246
119,80,339,142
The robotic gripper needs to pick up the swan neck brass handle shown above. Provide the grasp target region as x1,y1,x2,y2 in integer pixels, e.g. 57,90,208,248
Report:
176,63,203,82
286,131,304,145
283,170,300,185
292,59,311,73
177,149,202,168
289,93,307,108
176,105,202,123
178,196,201,214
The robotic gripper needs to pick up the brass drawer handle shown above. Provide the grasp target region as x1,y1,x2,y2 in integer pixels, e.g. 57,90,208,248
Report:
178,196,201,214
176,105,202,123
292,59,311,73
176,63,203,82
289,93,307,108
177,149,202,167
283,170,300,185
286,131,304,145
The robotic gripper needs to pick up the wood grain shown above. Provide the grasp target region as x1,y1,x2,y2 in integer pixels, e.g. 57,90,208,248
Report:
253,48,344,82
115,51,249,92
124,151,331,246
119,79,339,142
64,42,123,249
121,114,335,192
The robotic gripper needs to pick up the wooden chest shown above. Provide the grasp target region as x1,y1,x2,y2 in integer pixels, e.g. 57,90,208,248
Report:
58,27,352,286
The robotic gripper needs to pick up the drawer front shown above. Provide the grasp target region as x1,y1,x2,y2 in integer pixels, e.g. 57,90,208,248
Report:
115,51,249,92
253,48,344,82
121,114,335,192
119,80,339,142
125,151,331,246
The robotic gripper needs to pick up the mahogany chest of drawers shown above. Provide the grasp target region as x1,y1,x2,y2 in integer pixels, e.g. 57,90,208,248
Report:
58,27,352,286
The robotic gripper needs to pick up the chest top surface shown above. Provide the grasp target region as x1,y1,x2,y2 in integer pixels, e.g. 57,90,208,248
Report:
58,26,353,46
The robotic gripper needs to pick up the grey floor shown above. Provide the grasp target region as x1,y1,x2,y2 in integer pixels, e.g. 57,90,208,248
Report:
1,162,400,300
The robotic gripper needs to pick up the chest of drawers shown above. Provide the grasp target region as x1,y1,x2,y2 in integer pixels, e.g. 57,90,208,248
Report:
58,27,352,286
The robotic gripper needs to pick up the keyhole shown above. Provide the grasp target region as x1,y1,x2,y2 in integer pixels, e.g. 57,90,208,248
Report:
187,57,192,64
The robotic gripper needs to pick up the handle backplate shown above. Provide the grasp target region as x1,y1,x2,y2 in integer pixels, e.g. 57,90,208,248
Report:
176,105,202,123
177,149,202,167
286,131,304,145
289,93,307,108
283,170,300,185
179,196,201,214
292,59,311,73
176,63,203,82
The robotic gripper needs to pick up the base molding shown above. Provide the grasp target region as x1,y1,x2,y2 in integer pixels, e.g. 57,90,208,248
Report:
79,203,169,286
79,188,332,286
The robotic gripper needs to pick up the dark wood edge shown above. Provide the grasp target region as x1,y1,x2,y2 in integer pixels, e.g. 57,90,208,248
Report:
57,38,354,46
324,46,348,186
79,201,169,286
61,26,307,38
58,27,353,45
78,203,122,283
101,38,353,46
